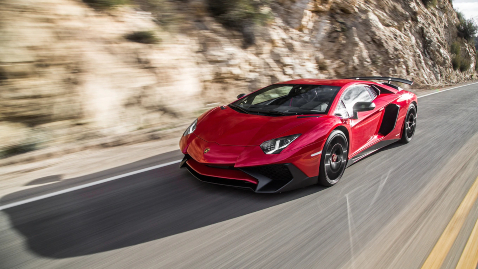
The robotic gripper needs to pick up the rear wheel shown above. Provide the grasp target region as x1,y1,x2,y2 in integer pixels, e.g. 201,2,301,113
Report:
400,104,416,144
318,130,348,187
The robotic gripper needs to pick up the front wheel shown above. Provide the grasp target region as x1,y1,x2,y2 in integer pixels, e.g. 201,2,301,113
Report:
318,130,348,187
400,104,417,144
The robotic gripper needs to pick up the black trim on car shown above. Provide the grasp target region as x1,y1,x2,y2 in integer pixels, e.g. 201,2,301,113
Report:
185,164,257,191
347,139,399,167
378,104,400,136
347,76,413,85
297,115,322,118
181,158,318,193
240,163,317,193
179,155,191,168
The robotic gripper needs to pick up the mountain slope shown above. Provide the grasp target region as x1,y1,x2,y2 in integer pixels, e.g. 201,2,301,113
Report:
0,0,476,156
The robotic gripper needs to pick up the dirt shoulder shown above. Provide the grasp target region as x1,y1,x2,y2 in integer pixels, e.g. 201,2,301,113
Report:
0,137,181,199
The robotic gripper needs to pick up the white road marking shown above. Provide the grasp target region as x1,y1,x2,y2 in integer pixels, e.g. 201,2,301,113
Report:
0,160,181,211
417,81,478,99
1,81,477,211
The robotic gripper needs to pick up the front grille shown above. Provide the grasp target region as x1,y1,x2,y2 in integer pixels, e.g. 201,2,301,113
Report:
185,165,257,190
246,164,293,181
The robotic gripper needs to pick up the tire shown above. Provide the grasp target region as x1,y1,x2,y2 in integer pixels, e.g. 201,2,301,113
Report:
400,104,417,144
318,130,348,187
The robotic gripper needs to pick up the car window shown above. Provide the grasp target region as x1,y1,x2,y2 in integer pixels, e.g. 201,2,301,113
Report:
231,84,341,115
336,85,374,117
250,86,292,105
365,85,377,100
334,100,349,118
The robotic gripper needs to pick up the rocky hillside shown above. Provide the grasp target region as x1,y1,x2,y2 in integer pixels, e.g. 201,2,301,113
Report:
0,0,476,157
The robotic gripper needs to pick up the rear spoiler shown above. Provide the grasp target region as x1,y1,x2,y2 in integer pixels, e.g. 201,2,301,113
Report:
347,77,414,86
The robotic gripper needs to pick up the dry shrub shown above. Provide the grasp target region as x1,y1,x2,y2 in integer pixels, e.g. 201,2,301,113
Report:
317,59,328,71
422,0,437,8
83,0,128,9
207,0,271,46
125,31,160,44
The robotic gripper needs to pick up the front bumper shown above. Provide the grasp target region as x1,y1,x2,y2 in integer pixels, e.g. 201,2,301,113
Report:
180,155,318,193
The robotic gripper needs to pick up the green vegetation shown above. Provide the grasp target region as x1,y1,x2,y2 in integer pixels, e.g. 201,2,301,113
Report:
125,31,160,44
450,41,460,56
459,57,471,72
476,51,478,72
451,55,460,70
421,0,437,8
457,19,478,42
455,11,478,42
450,41,471,72
83,0,128,9
451,10,477,73
207,0,272,46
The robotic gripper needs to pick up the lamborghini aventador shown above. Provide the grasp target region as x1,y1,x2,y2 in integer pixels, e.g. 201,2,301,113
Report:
179,77,417,193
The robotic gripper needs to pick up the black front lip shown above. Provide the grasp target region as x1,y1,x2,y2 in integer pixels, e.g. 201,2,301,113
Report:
180,155,318,193
179,155,190,168
185,164,258,191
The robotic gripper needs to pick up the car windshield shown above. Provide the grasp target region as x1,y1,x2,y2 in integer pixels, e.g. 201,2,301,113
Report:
230,84,341,116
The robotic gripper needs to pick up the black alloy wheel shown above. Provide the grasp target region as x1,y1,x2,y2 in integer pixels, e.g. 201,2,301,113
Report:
318,130,348,187
401,104,417,144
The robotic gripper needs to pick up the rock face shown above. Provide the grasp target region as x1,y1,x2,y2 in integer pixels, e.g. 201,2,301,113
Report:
0,0,476,155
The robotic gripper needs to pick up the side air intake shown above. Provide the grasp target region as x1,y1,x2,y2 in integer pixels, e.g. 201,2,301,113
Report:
379,104,400,136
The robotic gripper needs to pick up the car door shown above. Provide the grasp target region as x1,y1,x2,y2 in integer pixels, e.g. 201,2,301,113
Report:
335,84,381,155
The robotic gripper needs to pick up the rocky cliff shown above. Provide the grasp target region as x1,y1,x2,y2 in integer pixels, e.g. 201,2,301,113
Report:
0,0,476,157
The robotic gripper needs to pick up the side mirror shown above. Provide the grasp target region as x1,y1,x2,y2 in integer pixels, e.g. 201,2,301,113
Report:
352,102,375,119
237,93,246,99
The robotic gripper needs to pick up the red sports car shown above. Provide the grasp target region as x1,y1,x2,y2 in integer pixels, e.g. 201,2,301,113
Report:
179,77,417,193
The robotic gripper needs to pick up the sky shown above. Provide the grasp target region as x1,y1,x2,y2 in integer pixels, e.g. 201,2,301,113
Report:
453,0,478,21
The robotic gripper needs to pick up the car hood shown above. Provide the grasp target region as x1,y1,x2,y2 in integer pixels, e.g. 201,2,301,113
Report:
195,106,314,146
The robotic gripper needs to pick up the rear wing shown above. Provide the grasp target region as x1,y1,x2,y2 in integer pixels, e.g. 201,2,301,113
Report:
347,76,413,86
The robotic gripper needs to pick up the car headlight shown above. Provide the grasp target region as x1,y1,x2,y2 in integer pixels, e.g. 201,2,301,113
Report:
260,134,301,154
183,119,198,136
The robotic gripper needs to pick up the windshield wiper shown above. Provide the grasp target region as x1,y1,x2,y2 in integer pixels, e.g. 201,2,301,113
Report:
293,111,324,115
247,109,292,116
229,104,251,114
262,111,290,116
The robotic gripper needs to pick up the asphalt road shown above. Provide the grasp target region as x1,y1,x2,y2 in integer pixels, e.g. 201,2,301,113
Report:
1,83,478,269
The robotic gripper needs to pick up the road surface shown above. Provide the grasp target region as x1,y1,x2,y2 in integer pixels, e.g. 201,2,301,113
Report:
1,83,478,269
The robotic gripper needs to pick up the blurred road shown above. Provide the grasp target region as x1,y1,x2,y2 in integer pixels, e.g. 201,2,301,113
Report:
1,83,478,269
